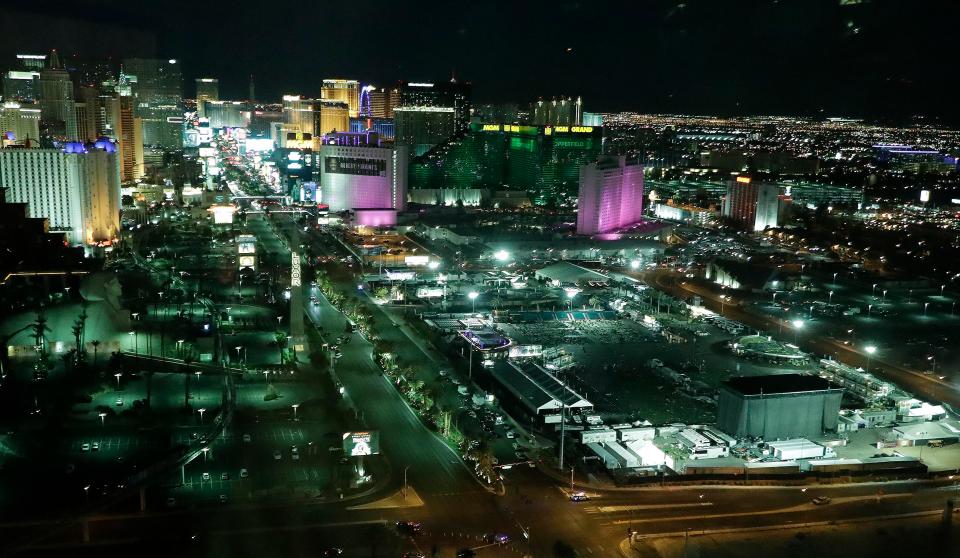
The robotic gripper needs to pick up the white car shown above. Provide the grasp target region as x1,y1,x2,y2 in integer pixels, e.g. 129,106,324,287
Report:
81,443,90,452
273,450,282,460
239,468,249,479
506,431,516,439
242,434,251,443
202,472,211,481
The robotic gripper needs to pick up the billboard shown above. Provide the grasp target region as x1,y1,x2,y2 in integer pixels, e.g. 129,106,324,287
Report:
342,431,380,456
325,156,386,176
245,137,274,152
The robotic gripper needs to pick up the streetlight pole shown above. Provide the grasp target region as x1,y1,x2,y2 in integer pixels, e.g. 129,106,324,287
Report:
865,345,877,370
468,291,478,313
114,373,122,391
292,403,299,421
198,407,206,424
872,283,877,298
829,290,834,305
98,412,106,427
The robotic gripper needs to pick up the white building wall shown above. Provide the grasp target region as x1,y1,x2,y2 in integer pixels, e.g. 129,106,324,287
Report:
0,147,120,244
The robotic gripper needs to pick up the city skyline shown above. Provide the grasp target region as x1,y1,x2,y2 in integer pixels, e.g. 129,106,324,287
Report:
3,1,960,123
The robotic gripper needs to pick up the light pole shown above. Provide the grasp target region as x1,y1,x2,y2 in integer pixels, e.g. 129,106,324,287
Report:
292,403,300,421
792,319,804,345
882,289,888,302
235,345,243,364
98,412,106,427
468,291,479,313
865,345,877,370
833,272,838,283
114,373,122,391
868,304,873,317
829,290,834,304
177,339,184,357
872,283,878,297
924,302,930,316
128,330,136,353
197,407,206,424
202,446,210,461
942,284,946,296
809,305,814,318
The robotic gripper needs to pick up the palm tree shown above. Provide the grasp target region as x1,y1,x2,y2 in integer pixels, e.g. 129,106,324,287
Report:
90,340,100,369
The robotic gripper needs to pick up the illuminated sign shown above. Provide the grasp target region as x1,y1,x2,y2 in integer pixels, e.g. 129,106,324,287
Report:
482,124,501,132
198,146,216,157
209,205,236,224
920,190,931,203
238,256,256,269
291,252,301,287
245,138,274,152
324,156,386,176
736,176,752,184
342,431,380,456
404,255,430,266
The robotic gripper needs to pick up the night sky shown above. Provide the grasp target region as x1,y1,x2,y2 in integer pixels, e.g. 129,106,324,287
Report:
3,1,959,123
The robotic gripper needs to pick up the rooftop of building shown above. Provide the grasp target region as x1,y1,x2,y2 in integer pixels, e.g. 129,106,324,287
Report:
723,374,839,396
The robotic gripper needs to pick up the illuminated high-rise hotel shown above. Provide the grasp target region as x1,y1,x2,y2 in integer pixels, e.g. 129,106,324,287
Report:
576,156,644,236
321,79,360,118
722,176,781,231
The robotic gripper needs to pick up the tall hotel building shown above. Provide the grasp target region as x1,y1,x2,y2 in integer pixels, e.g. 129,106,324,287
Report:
0,141,121,245
319,131,407,213
722,176,780,231
576,156,644,235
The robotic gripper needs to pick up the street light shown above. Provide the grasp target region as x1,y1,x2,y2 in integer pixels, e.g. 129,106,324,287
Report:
292,403,300,421
114,372,122,391
629,260,640,270
468,291,479,313
882,289,888,302
235,345,243,363
828,290,834,304
872,283,878,297
868,304,873,317
494,250,510,262
865,345,877,370
128,330,136,353
197,407,206,424
98,412,106,427
833,272,839,283
177,339,185,356
792,319,804,344
924,302,930,316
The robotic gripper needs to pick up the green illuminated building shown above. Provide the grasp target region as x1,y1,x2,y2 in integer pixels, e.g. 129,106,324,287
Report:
409,122,602,206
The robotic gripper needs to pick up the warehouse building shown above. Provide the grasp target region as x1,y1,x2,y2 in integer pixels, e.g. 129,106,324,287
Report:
717,374,843,440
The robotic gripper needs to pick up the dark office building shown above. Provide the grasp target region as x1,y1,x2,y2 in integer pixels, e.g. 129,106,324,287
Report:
398,80,471,134
717,375,844,440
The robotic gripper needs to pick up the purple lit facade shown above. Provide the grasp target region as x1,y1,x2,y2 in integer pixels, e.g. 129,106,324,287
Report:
575,156,644,236
319,132,407,212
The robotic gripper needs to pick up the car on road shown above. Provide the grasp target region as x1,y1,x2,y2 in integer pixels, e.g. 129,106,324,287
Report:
291,446,300,461
115,398,124,406
570,492,589,502
273,450,282,460
812,496,831,505
202,472,211,481
483,533,509,544
240,468,249,479
242,433,251,443
81,443,90,451
166,497,176,508
219,494,228,504
92,442,100,451
320,549,343,556
506,431,516,439
396,520,422,534
221,472,229,480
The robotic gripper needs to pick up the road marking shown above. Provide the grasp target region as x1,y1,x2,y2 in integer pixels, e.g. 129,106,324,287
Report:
587,502,714,513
